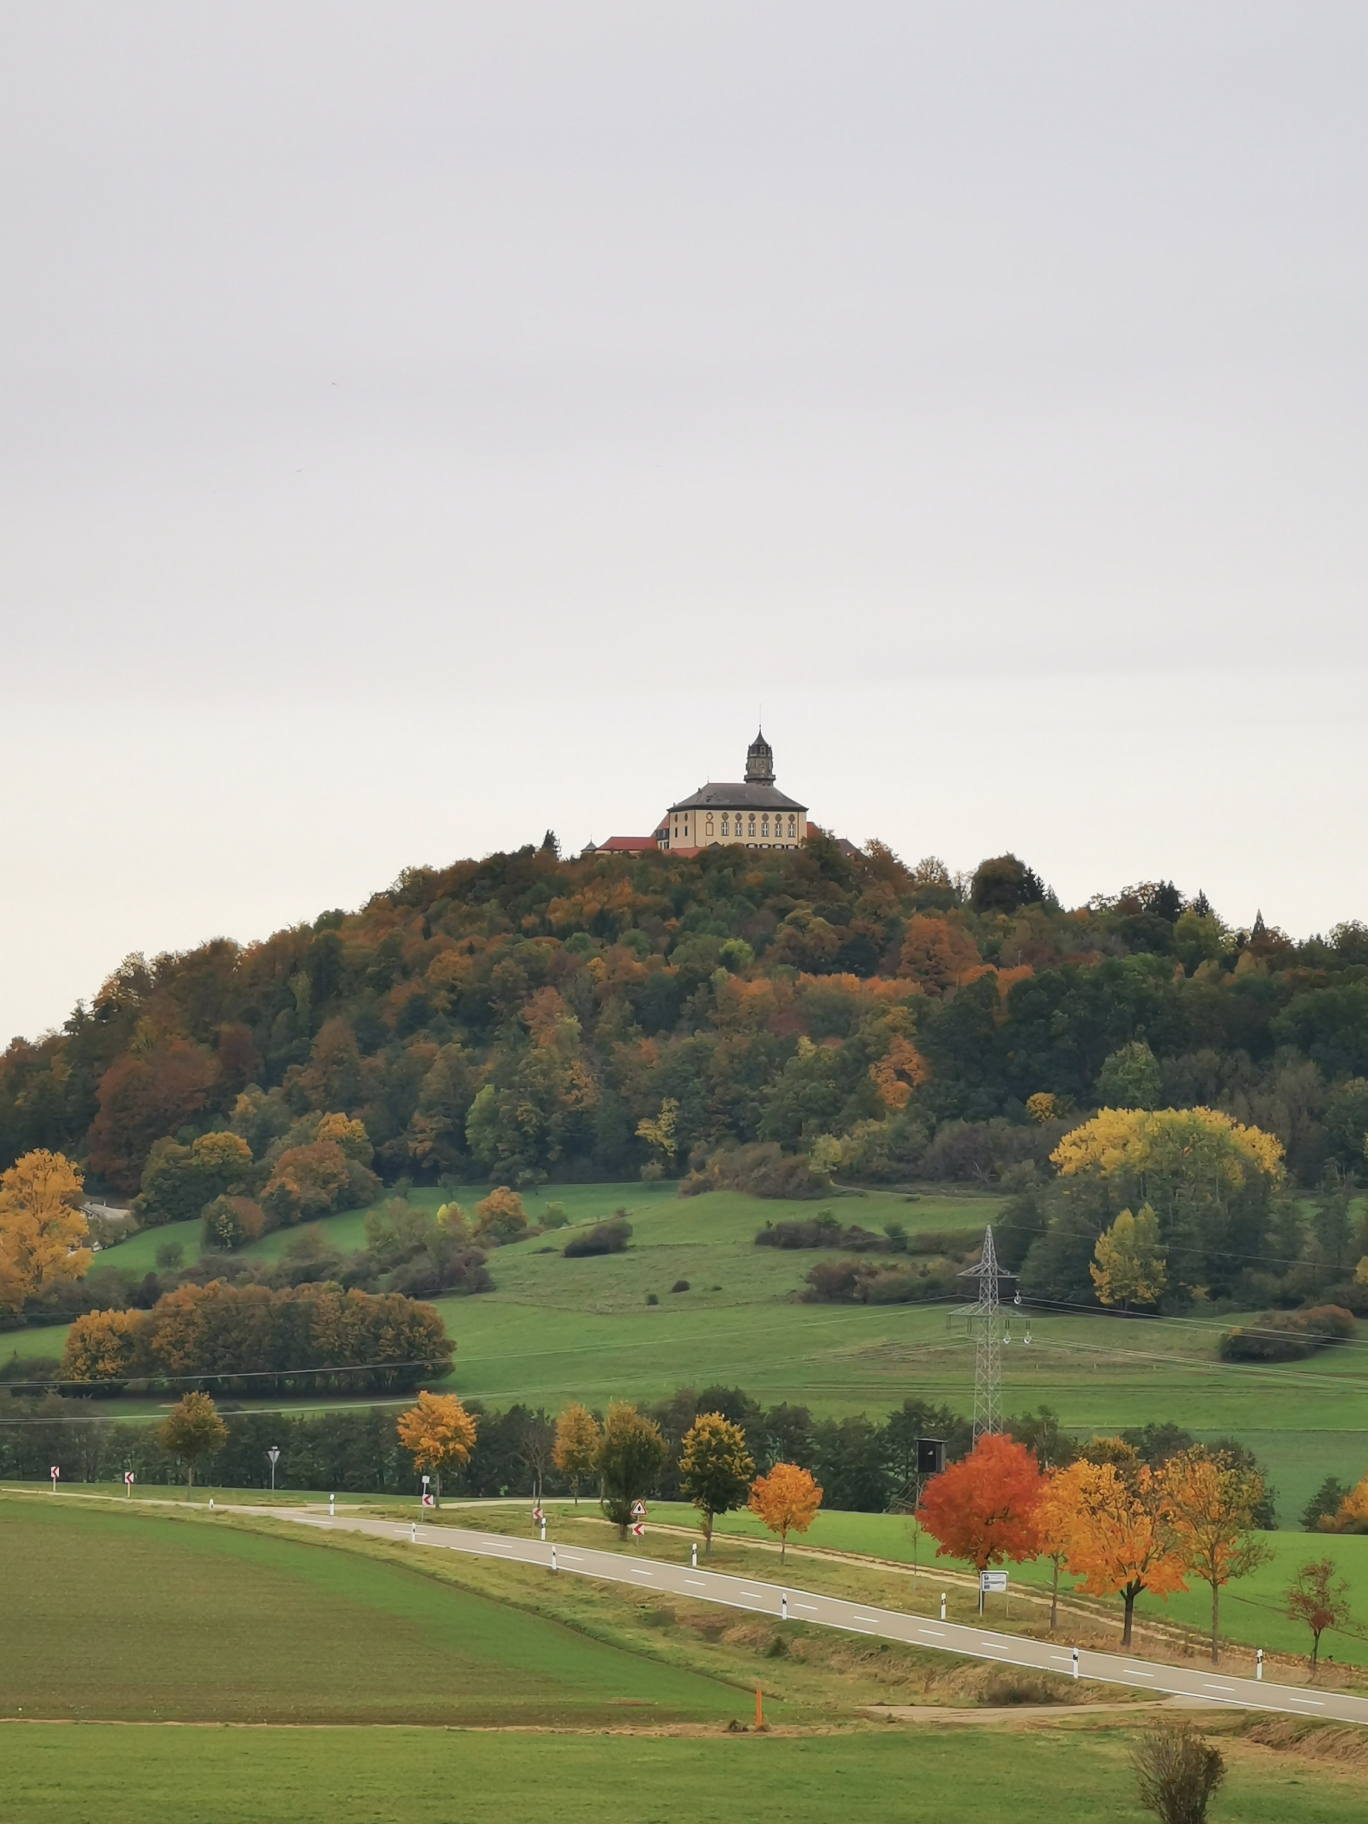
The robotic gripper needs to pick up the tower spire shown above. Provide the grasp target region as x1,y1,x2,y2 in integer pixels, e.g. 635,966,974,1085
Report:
744,728,774,785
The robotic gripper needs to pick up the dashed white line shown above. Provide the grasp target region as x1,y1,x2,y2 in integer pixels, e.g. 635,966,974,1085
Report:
794,1603,818,1614
853,1615,880,1627
683,1578,707,1588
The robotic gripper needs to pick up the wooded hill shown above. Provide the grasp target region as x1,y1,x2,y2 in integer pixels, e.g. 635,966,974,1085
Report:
3,836,1366,1201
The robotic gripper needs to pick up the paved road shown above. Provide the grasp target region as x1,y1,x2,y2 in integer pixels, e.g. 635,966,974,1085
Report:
255,1507,1368,1727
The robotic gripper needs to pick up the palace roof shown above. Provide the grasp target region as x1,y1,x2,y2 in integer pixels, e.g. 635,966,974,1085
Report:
668,781,807,814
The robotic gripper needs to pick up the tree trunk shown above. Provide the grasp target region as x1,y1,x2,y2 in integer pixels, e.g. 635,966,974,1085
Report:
1311,1631,1321,1672
186,1466,194,1491
1121,1588,1136,1646
1210,1581,1219,1665
434,1471,442,1512
704,1512,713,1553
1050,1560,1060,1633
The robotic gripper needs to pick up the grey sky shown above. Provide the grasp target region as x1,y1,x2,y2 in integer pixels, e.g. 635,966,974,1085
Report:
3,3,1365,1038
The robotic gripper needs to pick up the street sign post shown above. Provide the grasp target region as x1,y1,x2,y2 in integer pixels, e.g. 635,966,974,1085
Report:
631,1500,646,1517
266,1446,280,1493
631,1521,645,1538
978,1569,1007,1614
124,1471,135,1497
49,1465,60,1492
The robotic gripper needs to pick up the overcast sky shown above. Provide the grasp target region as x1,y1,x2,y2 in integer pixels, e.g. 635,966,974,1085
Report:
2,3,1365,1040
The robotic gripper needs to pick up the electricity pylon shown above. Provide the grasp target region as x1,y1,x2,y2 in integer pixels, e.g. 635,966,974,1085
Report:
958,1226,1015,1439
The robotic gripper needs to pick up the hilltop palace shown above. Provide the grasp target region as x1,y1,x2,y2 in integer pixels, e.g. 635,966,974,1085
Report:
597,730,810,857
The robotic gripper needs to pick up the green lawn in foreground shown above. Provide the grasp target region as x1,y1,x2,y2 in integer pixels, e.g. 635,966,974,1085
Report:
1,1722,1354,1824
0,1496,733,1725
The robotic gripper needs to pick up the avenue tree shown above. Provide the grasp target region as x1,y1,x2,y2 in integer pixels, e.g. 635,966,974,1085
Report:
678,1413,754,1551
748,1463,823,1562
157,1392,228,1491
396,1391,478,1507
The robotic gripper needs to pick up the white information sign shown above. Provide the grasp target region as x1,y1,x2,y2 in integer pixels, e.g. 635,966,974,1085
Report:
979,1571,1008,1594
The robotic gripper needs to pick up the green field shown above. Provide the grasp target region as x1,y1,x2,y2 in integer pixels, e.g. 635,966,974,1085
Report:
11,1181,1368,1525
3,1722,1358,1824
0,1496,734,1726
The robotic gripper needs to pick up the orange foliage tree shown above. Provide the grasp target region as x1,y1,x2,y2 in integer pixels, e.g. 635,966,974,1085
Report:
915,1434,1044,1572
748,1462,823,1562
396,1390,478,1507
0,1149,90,1314
1050,1458,1188,1645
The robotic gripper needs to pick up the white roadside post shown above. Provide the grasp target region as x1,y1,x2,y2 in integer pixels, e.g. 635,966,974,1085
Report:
551,1546,558,1573
691,1542,698,1568
410,1522,417,1543
781,1594,788,1621
1256,1650,1264,1682
329,1493,335,1518
1071,1649,1079,1680
939,1592,946,1621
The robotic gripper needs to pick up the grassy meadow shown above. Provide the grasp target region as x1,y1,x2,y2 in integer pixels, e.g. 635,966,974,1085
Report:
7,1181,1368,1523
5,1722,1360,1824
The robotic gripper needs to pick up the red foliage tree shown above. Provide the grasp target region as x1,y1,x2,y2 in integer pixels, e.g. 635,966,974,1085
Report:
916,1433,1044,1570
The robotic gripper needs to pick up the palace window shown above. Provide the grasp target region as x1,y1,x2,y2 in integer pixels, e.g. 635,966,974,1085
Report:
748,815,756,835
761,816,769,837
721,815,729,836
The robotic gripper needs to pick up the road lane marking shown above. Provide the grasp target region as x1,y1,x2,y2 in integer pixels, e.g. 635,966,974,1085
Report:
853,1615,880,1627
1203,1684,1237,1693
794,1603,818,1614
684,1578,707,1587
630,1568,653,1577
1124,1669,1155,1679
739,1590,763,1600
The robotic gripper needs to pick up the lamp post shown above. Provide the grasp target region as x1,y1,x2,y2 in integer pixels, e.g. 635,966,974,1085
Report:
267,1446,280,1493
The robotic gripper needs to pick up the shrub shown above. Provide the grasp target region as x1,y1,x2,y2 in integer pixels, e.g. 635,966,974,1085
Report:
541,1202,569,1229
563,1216,633,1258
646,1292,659,1306
681,1142,830,1200
803,1256,960,1305
472,1186,528,1246
1219,1305,1355,1362
200,1195,266,1252
670,1279,690,1293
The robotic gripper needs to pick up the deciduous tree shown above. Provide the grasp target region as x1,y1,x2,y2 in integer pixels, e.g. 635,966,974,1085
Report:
396,1390,477,1507
0,1149,90,1314
553,1403,602,1504
1090,1204,1167,1309
748,1462,823,1561
1051,1458,1187,1646
1161,1447,1271,1663
158,1391,228,1490
596,1401,666,1538
1284,1558,1352,1671
915,1433,1043,1571
678,1412,754,1551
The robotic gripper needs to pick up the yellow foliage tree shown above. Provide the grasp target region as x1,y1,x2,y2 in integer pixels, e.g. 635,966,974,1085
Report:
552,1402,602,1505
396,1390,477,1507
748,1462,823,1562
471,1186,527,1246
158,1391,228,1491
1090,1204,1167,1309
0,1149,90,1314
1161,1448,1271,1664
1052,1107,1285,1187
636,1098,679,1163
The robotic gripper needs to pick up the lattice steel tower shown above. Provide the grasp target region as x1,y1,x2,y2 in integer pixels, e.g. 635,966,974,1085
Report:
959,1226,1015,1439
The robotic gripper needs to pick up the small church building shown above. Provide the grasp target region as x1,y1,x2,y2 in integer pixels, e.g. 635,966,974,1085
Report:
597,731,809,856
